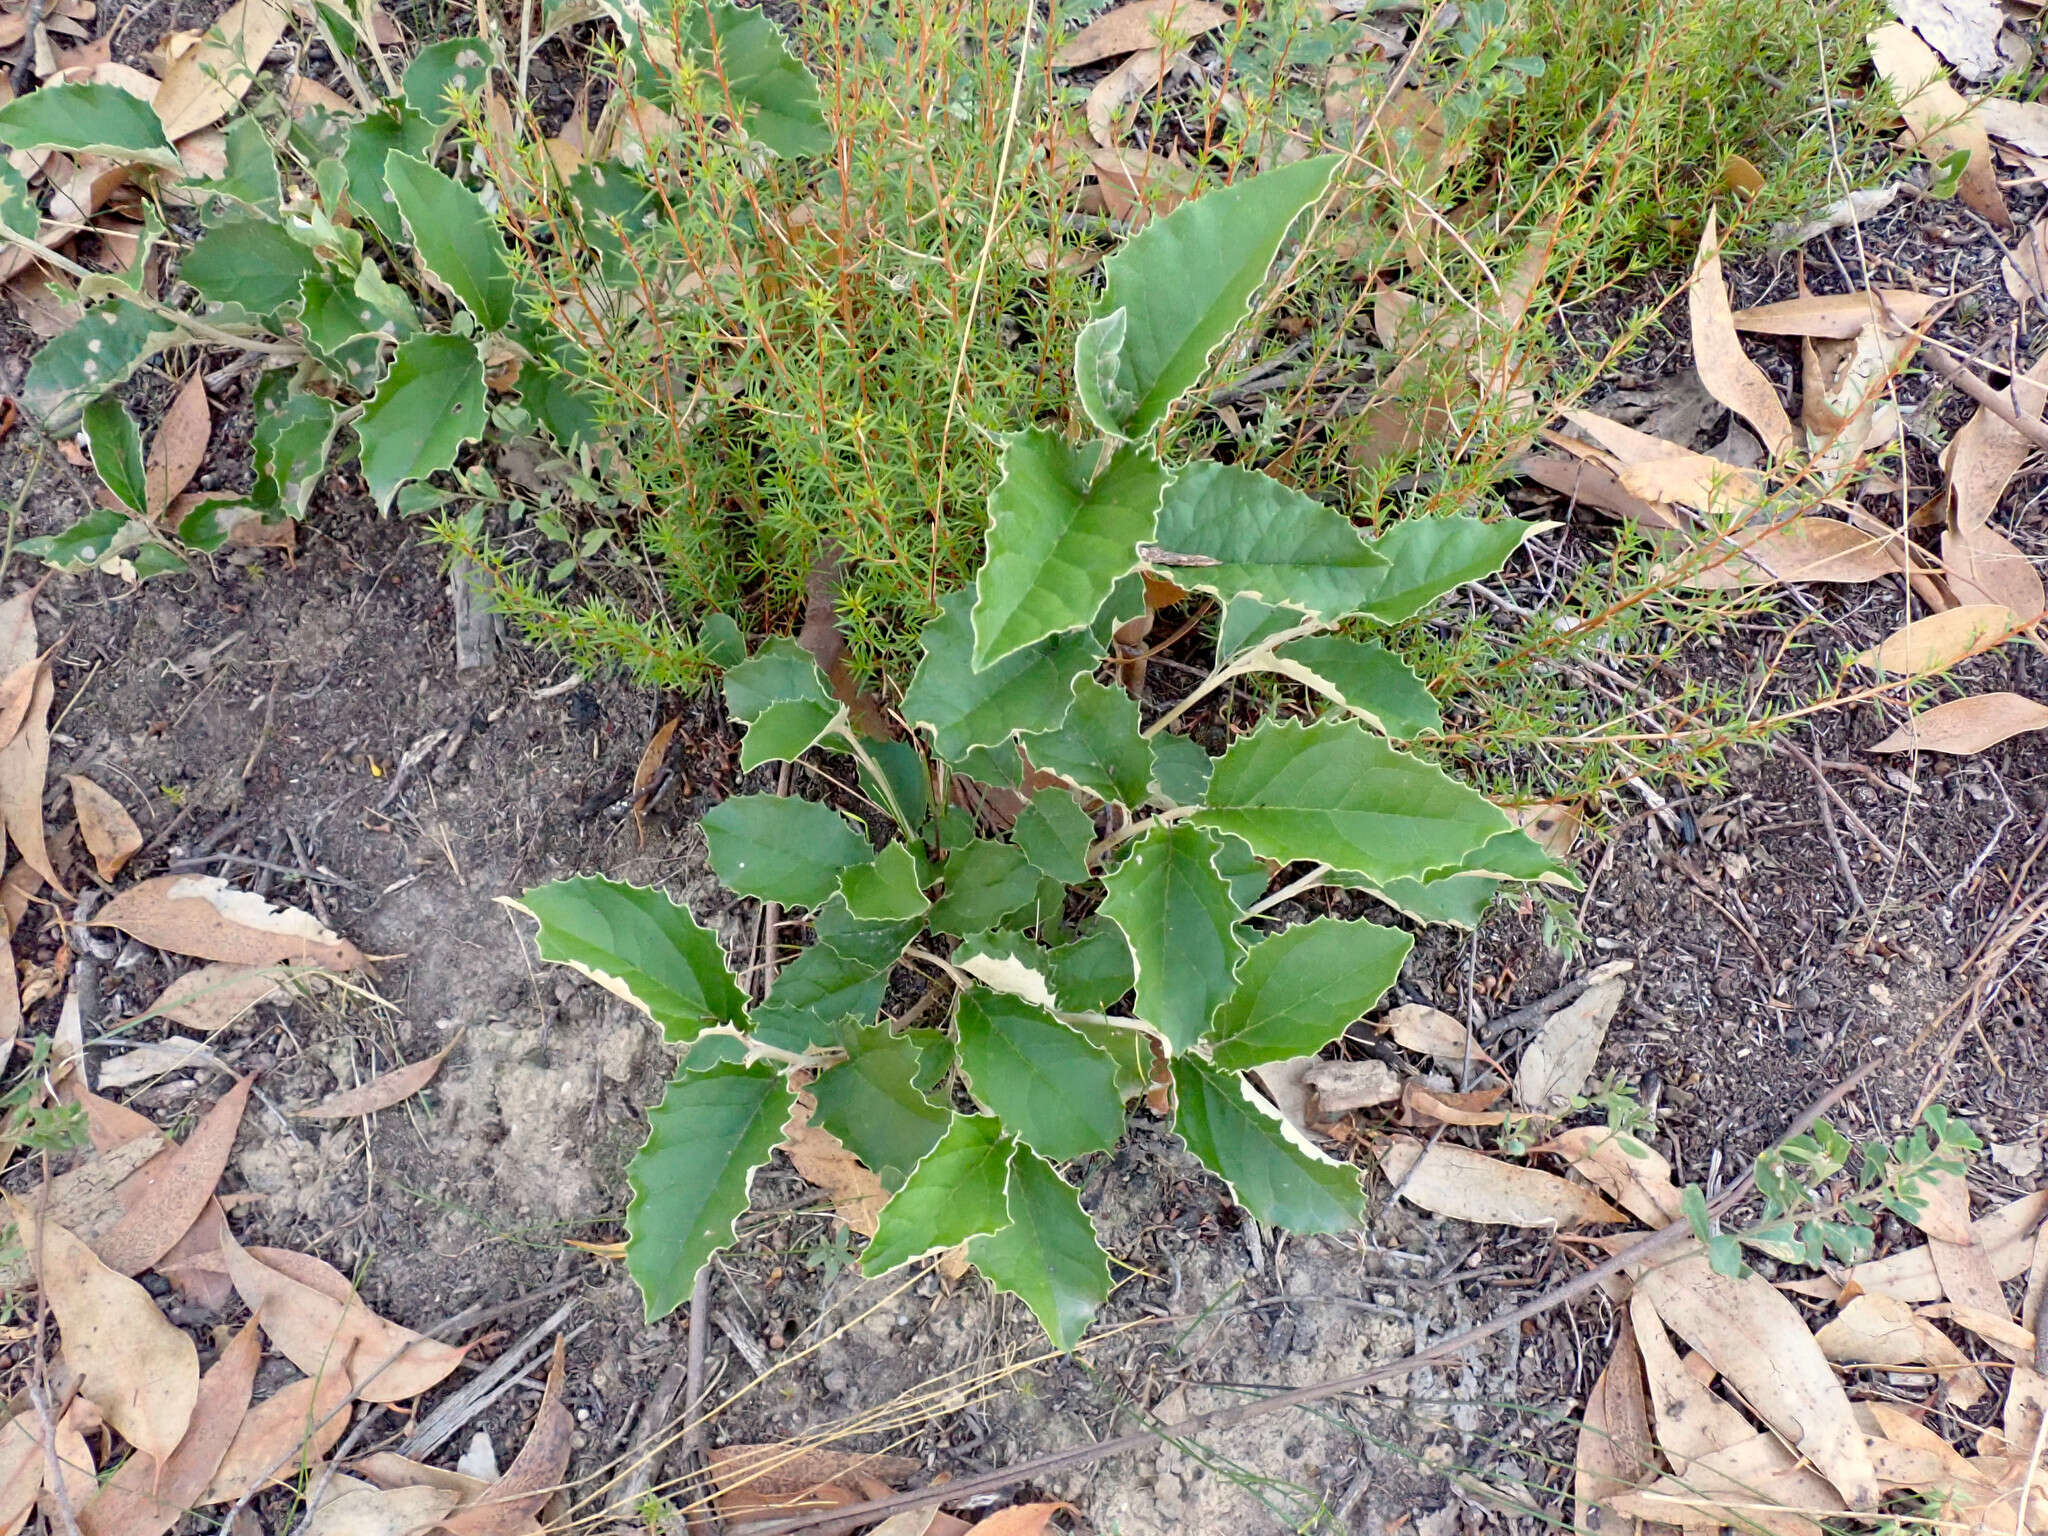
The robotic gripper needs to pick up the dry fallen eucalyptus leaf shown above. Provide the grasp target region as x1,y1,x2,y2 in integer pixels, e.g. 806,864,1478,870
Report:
297,1032,461,1119
1853,603,2019,676
302,1486,461,1536
439,1336,574,1536
1536,1125,1685,1230
95,1037,233,1089
706,1443,920,1523
143,371,210,519
199,1367,354,1505
150,0,289,139
0,656,66,898
1515,962,1630,1115
140,960,327,1032
1866,22,2009,226
92,875,364,969
1573,1316,1656,1531
1729,289,1941,339
1785,1190,2048,1303
1374,1138,1626,1227
1813,1292,1987,1408
780,1092,888,1237
1943,351,2048,532
1085,47,1167,148
629,715,680,847
1050,0,1227,67
1689,209,1793,460
1872,692,2048,754
66,776,143,881
1945,519,2046,623
92,1074,251,1276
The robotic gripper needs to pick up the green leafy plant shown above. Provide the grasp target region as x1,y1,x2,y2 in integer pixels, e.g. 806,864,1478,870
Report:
511,164,1570,1345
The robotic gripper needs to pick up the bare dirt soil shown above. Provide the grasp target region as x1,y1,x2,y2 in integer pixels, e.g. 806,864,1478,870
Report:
5,187,2047,1535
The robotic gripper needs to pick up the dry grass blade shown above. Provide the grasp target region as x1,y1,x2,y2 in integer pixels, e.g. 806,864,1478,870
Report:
1689,209,1793,459
439,1336,572,1536
150,0,289,138
92,875,364,969
1730,289,1942,338
1050,0,1226,67
1866,22,2010,225
142,372,210,518
296,1031,462,1119
66,776,143,882
1870,692,2048,754
1853,603,2020,676
1373,1138,1627,1227
93,1073,251,1275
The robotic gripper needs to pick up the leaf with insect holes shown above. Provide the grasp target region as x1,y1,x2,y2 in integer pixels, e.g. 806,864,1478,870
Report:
21,299,186,431
1149,461,1388,619
1074,155,1337,439
903,592,1098,759
403,37,496,124
1203,916,1411,1070
1099,824,1247,1053
965,1144,1110,1350
300,272,405,394
1012,786,1095,884
724,637,840,770
384,153,516,331
357,334,487,513
1252,635,1440,738
182,216,319,317
1024,676,1154,807
626,0,829,158
0,82,179,167
514,875,747,1039
1853,603,2018,676
810,1024,950,1190
0,162,37,235
1350,515,1548,624
862,1114,1014,1275
701,793,869,908
1170,1056,1365,1231
83,396,147,514
1871,692,2048,754
955,990,1126,1160
250,372,341,517
626,1063,794,1320
967,431,1166,668
342,109,436,241
837,842,928,924
1197,718,1510,886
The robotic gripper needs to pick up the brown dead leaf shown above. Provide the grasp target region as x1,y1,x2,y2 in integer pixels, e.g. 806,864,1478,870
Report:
1867,23,2009,226
0,658,68,898
630,716,679,848
966,1506,1071,1535
1375,1003,1475,1064
1814,1292,1986,1406
1853,603,2020,676
97,1038,232,1089
1374,1138,1626,1227
77,1317,260,1536
0,1133,164,1292
0,660,43,753
139,960,325,1032
780,1093,887,1237
1051,0,1226,67
350,1454,491,1499
1574,1316,1656,1528
1932,1300,2034,1361
1683,517,1908,589
1515,962,1629,1114
1085,47,1166,148
1299,1058,1399,1115
199,1368,354,1504
1630,1290,1761,1467
1690,209,1794,459
1514,449,1686,531
142,371,209,518
0,1406,41,1536
152,1198,233,1311
66,775,142,882
440,1336,573,1536
1943,351,2048,531
297,1032,460,1119
1786,1191,2048,1303
1871,692,2048,754
1944,521,2046,623
151,0,288,138
39,1397,99,1527
302,1486,460,1536
1501,800,1582,860
1398,1081,1505,1128
219,1227,464,1403
706,1443,919,1523
1637,1250,1878,1508
1537,1125,1685,1229
1605,1431,1846,1536
9,1198,199,1461
91,874,364,969
1731,289,1942,338
1915,1168,2010,1324
2004,213,2048,306
93,1074,251,1276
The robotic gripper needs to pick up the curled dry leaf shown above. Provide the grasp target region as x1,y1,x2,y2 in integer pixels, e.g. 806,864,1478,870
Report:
297,1032,461,1119
66,776,143,882
1866,22,2009,226
629,716,680,848
1374,1003,1488,1069
8,1199,199,1462
93,1074,251,1275
350,1454,491,1499
1300,1058,1400,1115
0,658,67,898
1514,449,1684,531
1086,47,1167,148
76,1317,261,1536
219,1228,465,1403
780,1092,888,1237
92,875,364,969
2003,213,2048,306
1515,962,1629,1115
142,371,209,518
1871,692,2048,754
301,1486,461,1536
199,1368,354,1504
1730,289,1942,339
1944,521,2046,624
1398,1081,1505,1128
1374,1138,1626,1227
1854,603,2019,676
1637,1250,1878,1509
1689,209,1793,459
439,1337,572,1536
1500,800,1582,860
1537,1125,1685,1229
965,1506,1072,1536
1050,0,1227,68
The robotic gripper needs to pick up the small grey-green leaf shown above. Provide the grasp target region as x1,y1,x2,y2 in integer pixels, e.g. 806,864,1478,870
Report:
21,299,183,431
701,793,870,908
1147,732,1213,808
250,372,342,517
927,839,1049,938
1043,924,1136,1013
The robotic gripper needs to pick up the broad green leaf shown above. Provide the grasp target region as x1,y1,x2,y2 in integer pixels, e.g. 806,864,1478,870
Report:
626,1063,792,1320
838,842,928,924
1351,515,1546,625
176,497,279,553
700,612,748,667
903,593,1097,761
966,1145,1110,1350
749,939,895,1052
1195,718,1510,885
927,839,1051,938
1147,732,1213,807
1453,826,1579,885
341,108,435,241
1170,1056,1364,1232
515,874,746,1039
182,216,318,317
968,431,1166,669
21,299,184,430
1062,1016,1155,1100
129,543,186,580
385,152,516,331
250,372,342,517
299,272,400,395
681,1033,750,1071
402,36,496,124
1150,461,1388,620
1072,155,1337,439
952,741,1025,791
17,506,149,574
1013,787,1094,884
1204,916,1412,1070
1044,924,1135,1012
0,82,179,167
740,701,838,771
855,738,931,834
955,991,1124,1159
1259,635,1440,738
1216,594,1311,660
564,160,658,286
863,1115,1013,1274
1354,872,1498,927
1026,677,1153,808
636,0,831,158
83,396,146,514
356,333,486,513
205,115,281,212
0,162,37,234
702,793,869,907
725,637,839,770
1098,825,1247,1054
811,1024,950,1189
1210,831,1273,912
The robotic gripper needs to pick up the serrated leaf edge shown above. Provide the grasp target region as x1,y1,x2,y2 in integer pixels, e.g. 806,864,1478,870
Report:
1099,824,1248,1055
861,1115,1017,1277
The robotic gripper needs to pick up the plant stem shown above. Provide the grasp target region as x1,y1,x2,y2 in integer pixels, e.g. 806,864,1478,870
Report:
0,230,303,356
1246,863,1330,916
